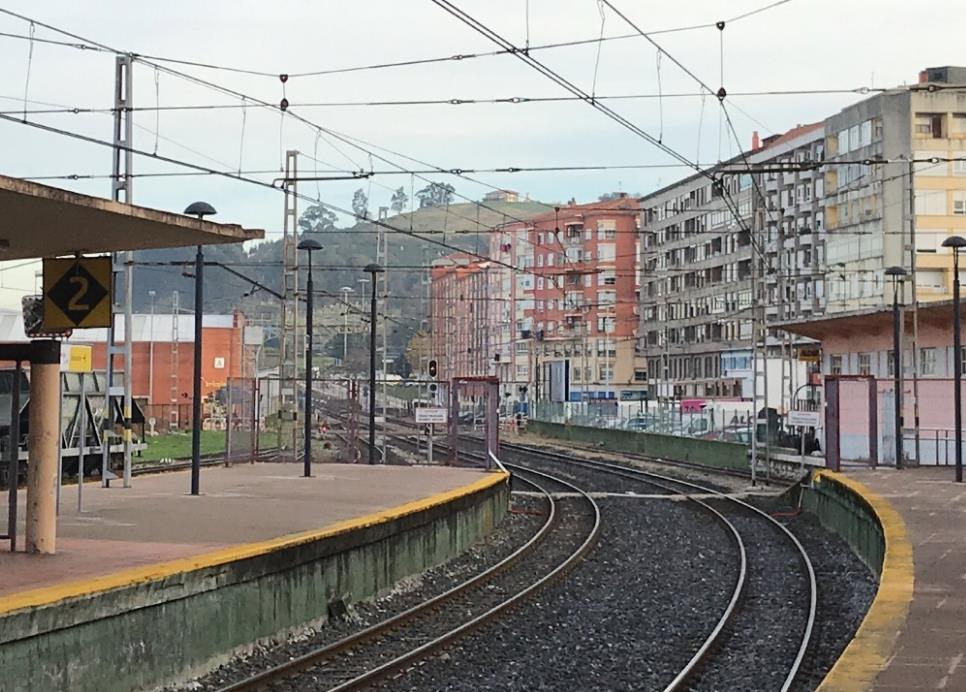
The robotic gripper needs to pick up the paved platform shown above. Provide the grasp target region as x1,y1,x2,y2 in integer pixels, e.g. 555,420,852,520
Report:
0,462,492,603
847,467,966,691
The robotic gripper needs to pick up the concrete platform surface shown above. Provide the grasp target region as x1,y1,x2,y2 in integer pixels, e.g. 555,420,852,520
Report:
0,462,492,602
849,466,966,691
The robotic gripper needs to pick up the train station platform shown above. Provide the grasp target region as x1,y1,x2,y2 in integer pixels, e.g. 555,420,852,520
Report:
830,467,965,691
0,462,509,692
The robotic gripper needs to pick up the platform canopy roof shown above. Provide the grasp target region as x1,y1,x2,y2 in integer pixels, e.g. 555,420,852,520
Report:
0,175,263,261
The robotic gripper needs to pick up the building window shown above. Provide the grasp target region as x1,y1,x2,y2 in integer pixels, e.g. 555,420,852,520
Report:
915,112,945,138
887,351,895,377
858,352,872,376
572,367,581,382
954,158,966,176
599,365,614,382
952,113,966,135
921,347,937,375
916,189,947,215
830,355,843,375
598,244,616,262
955,192,966,215
634,368,647,382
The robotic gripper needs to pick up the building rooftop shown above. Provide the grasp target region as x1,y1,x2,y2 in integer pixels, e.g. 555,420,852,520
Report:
777,300,966,340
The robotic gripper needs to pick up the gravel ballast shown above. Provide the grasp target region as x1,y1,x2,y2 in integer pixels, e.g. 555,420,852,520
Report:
383,497,738,692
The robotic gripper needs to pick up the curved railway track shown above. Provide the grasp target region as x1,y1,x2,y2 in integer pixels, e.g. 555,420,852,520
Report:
470,437,817,692
213,454,600,692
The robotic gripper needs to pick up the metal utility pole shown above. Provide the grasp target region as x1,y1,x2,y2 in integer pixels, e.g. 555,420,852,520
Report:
364,263,384,464
341,286,353,365
280,151,299,460
907,159,922,466
105,54,135,488
377,207,390,463
148,290,156,408
886,266,907,468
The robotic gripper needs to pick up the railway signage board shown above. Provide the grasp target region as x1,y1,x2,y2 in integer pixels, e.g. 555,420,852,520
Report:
787,409,821,428
415,407,448,424
42,256,112,330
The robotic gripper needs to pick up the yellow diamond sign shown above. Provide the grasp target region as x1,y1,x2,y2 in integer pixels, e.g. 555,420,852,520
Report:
42,256,113,330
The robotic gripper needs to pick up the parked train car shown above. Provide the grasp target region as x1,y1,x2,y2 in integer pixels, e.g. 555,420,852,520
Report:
0,367,146,481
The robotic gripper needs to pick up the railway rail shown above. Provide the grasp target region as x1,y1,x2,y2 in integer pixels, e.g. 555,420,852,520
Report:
468,437,817,692
213,452,600,692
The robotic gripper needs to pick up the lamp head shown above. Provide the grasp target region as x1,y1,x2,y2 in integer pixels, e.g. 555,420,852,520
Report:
884,265,907,278
363,263,384,275
297,238,323,252
942,235,966,250
183,201,217,218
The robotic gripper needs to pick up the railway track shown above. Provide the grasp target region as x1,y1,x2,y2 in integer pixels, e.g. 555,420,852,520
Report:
468,437,817,692
213,453,600,692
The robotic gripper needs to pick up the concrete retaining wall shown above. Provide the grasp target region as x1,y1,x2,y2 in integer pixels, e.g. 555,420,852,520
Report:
0,473,509,692
805,470,914,692
801,470,885,576
528,419,749,473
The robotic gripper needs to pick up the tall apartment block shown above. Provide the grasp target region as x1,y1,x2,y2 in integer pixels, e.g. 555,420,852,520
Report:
823,66,966,311
481,197,646,405
430,253,493,383
638,159,758,401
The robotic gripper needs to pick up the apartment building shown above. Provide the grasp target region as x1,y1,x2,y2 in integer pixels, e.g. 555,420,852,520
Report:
525,196,645,402
638,157,758,401
430,253,492,383
751,123,827,323
824,66,966,311
488,221,533,398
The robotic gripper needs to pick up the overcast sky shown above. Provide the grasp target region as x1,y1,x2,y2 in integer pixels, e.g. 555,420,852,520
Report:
1,0,964,307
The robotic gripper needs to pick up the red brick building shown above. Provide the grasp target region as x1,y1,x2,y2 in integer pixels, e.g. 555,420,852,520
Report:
75,313,253,426
523,196,646,401
430,254,493,382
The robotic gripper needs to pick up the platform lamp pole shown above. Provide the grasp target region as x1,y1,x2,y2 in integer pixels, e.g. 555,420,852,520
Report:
184,201,217,496
943,236,966,482
885,266,907,469
298,239,323,477
364,264,384,465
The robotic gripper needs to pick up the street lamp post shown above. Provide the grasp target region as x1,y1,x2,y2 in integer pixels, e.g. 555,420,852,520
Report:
298,239,323,477
885,266,907,469
942,236,966,482
364,264,384,464
183,201,216,496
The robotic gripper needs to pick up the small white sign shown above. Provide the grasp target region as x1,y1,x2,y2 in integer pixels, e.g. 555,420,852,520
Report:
213,356,226,370
787,409,821,428
415,408,448,424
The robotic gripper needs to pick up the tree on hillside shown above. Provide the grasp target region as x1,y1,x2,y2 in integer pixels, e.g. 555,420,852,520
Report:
298,204,338,234
352,188,370,219
416,181,455,208
390,186,409,213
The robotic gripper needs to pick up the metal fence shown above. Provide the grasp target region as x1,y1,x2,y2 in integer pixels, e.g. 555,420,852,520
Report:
531,399,756,443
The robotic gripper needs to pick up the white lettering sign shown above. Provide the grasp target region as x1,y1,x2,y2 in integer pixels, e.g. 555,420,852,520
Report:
787,409,821,428
415,408,448,424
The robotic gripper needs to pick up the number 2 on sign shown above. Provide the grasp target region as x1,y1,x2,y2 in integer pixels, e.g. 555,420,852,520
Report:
68,276,90,311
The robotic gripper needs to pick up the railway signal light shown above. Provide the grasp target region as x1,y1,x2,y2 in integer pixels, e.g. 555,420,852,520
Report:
428,359,438,378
